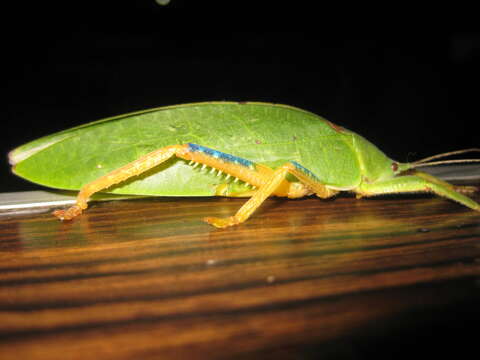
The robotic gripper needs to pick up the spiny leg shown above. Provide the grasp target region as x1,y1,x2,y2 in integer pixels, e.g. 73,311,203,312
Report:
356,170,480,211
205,161,337,228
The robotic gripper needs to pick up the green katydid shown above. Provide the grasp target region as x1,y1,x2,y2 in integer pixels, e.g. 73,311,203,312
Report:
8,102,480,228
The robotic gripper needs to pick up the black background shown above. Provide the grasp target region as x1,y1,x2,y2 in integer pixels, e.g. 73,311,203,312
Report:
1,2,480,358
3,2,479,191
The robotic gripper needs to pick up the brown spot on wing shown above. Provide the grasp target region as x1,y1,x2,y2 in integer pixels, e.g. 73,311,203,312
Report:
326,120,346,133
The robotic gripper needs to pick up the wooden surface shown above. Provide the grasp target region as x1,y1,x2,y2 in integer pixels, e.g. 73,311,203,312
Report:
1,185,480,359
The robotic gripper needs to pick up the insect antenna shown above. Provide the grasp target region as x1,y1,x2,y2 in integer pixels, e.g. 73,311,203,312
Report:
411,148,480,168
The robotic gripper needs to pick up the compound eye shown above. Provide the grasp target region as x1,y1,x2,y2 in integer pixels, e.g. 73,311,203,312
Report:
391,162,399,172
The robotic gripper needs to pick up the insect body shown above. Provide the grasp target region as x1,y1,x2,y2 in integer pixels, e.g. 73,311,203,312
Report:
9,102,480,228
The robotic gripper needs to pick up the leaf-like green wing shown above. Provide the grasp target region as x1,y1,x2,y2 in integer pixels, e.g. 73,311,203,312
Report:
10,102,362,195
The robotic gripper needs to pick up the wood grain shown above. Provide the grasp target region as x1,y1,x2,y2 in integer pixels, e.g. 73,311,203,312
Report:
1,186,480,359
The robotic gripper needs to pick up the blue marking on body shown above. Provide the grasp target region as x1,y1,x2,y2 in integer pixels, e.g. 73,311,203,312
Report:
187,143,254,168
291,161,319,181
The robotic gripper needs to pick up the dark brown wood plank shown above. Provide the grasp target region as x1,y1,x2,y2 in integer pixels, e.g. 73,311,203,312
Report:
1,185,480,359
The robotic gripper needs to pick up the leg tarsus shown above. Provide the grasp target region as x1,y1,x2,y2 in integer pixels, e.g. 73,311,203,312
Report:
204,216,239,228
53,204,83,221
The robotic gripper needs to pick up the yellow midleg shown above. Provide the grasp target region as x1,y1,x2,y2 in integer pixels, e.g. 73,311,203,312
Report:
288,165,338,199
